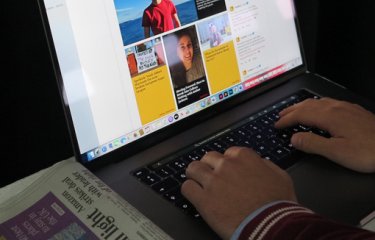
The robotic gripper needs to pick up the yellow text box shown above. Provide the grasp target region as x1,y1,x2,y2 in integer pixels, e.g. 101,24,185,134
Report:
204,42,241,94
132,66,176,124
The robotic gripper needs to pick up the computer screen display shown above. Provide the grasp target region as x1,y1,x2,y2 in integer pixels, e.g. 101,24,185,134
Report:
42,0,303,162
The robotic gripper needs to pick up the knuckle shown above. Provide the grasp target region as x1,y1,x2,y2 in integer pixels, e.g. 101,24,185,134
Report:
224,146,242,155
185,161,199,173
301,97,320,107
187,160,199,168
215,156,229,171
324,99,347,111
225,146,252,158
320,102,342,115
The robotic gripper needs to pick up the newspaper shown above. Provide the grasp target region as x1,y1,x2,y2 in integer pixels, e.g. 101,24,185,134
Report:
0,158,172,240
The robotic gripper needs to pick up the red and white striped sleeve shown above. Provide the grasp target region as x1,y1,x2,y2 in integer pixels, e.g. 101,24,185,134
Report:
231,201,375,240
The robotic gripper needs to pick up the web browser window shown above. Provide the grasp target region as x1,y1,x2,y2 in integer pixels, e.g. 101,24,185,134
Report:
43,0,303,162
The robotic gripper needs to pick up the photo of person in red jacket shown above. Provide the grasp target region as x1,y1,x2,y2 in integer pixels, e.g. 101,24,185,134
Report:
142,0,181,38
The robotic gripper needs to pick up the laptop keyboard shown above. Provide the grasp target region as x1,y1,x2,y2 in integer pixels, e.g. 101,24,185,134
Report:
131,89,329,219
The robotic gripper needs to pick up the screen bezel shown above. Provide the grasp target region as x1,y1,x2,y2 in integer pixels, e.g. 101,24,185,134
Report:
37,0,308,170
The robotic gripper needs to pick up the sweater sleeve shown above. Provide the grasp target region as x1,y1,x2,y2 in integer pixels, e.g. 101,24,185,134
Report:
233,201,375,240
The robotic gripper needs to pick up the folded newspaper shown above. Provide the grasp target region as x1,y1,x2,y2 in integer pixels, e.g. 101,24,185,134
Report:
0,158,172,240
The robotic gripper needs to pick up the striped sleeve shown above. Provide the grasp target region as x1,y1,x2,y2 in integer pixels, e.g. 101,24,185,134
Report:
233,201,375,240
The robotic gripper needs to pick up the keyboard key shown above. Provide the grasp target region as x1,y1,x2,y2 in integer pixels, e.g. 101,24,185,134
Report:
289,126,303,134
174,170,187,183
235,128,248,137
267,112,281,122
270,147,289,160
253,132,266,142
262,154,275,162
220,134,239,146
169,159,188,171
277,130,292,141
175,199,202,218
141,174,161,185
310,128,330,138
246,123,262,133
237,139,255,148
263,126,277,135
194,146,212,158
181,153,200,164
152,177,179,194
154,166,175,178
133,168,150,179
207,140,227,153
149,157,175,170
299,124,311,131
175,199,193,212
189,209,201,219
264,137,284,148
259,117,272,126
255,143,268,155
164,188,183,203
284,141,295,152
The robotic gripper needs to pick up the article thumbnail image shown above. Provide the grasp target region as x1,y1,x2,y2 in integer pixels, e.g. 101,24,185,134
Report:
125,37,176,125
163,25,210,108
197,13,232,51
125,38,165,77
113,0,199,46
163,26,205,88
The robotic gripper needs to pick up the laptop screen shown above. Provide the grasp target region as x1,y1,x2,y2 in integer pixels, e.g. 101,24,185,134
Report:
41,0,303,163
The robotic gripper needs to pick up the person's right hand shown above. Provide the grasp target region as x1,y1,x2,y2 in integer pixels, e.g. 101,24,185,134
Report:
275,97,375,173
181,147,297,239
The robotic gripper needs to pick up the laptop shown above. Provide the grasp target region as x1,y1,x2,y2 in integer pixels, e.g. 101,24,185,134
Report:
37,0,375,239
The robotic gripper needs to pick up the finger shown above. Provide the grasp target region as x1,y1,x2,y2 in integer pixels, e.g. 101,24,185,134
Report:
181,179,204,201
279,97,320,117
225,147,270,172
278,101,300,117
200,151,225,169
275,98,328,129
181,179,205,209
185,161,213,187
275,107,327,130
224,146,260,160
291,132,341,160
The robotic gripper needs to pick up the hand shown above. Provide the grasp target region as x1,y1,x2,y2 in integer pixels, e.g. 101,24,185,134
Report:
181,147,297,240
275,97,375,173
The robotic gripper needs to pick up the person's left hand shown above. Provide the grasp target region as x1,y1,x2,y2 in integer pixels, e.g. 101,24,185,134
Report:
181,147,297,240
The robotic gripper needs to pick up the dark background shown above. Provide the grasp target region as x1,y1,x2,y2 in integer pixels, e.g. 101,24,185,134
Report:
3,0,375,187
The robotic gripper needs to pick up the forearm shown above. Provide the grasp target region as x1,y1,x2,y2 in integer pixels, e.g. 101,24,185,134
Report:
173,14,181,27
144,27,150,38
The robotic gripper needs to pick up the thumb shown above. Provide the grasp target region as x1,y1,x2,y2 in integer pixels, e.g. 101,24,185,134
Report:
291,132,337,159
